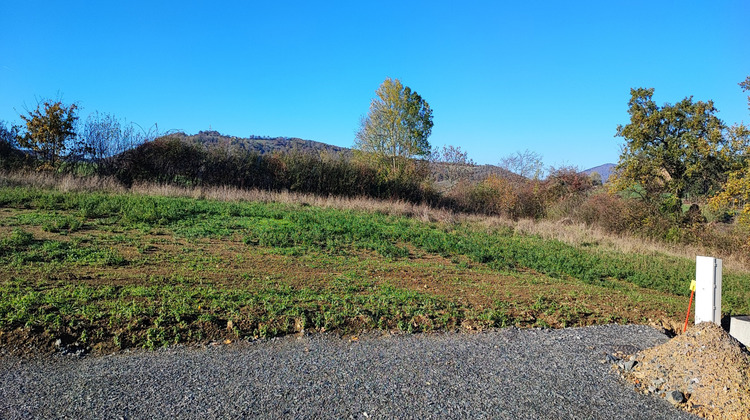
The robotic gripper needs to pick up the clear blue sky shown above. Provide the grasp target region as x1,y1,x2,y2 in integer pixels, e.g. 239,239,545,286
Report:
1,1,748,169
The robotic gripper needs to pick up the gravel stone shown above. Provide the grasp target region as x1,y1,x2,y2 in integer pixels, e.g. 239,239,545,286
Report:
605,354,620,363
0,324,698,419
666,390,685,405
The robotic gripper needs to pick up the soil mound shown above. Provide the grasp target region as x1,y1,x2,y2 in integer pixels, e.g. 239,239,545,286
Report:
624,322,750,419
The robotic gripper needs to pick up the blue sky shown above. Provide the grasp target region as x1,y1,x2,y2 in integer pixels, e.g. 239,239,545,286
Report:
1,1,748,169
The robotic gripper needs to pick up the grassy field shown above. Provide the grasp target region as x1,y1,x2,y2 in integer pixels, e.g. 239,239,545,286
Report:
1,185,749,354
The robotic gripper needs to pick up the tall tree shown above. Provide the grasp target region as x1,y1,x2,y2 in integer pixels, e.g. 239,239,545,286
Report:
354,78,433,176
613,88,728,211
17,99,79,168
709,77,750,226
0,121,19,151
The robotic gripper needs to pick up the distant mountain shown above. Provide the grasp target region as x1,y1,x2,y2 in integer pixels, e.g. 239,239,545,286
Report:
167,131,352,156
581,163,616,183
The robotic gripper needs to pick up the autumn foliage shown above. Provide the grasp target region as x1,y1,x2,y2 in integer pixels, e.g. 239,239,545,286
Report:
17,100,79,169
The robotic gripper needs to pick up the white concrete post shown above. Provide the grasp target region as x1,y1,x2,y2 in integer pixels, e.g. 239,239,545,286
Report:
694,256,722,325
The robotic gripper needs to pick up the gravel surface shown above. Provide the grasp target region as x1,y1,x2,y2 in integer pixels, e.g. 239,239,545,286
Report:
0,324,698,419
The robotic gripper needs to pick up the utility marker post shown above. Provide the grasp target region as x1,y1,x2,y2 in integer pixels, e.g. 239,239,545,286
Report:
694,256,722,325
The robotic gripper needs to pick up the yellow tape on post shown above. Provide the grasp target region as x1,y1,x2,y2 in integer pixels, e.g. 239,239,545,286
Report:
684,279,697,333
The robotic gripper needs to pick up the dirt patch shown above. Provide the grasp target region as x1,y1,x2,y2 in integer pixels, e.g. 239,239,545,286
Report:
622,322,750,419
0,328,59,357
376,253,684,329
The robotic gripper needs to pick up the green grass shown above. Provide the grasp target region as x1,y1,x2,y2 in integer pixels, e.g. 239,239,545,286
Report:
1,185,748,352
0,276,509,349
0,228,125,267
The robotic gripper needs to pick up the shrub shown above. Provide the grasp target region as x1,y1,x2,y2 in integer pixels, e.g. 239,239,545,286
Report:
104,137,439,205
464,175,517,216
575,192,630,233
542,167,594,203
512,181,545,219
442,176,544,220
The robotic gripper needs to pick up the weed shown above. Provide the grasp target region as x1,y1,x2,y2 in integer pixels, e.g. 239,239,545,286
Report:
1,228,34,254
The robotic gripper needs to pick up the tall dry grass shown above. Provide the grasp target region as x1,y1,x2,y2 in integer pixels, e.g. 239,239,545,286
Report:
131,182,458,224
513,218,750,272
2,170,747,272
0,170,127,193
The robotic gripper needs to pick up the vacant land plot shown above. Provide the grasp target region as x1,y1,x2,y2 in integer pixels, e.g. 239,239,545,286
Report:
1,186,749,354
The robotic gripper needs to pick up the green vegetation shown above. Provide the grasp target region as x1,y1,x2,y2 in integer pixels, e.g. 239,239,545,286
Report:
2,78,749,257
2,77,750,355
354,77,433,177
710,79,750,227
17,100,80,169
611,81,749,240
1,185,748,353
613,87,737,212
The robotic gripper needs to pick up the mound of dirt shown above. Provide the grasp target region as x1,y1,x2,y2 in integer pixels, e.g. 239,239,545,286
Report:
622,322,750,419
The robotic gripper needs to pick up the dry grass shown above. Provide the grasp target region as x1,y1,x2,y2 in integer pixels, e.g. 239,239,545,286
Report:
129,182,458,224
2,170,747,273
512,218,750,272
0,170,127,193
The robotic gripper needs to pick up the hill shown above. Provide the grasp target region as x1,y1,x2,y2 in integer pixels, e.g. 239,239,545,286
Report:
581,163,616,183
169,130,352,156
165,131,521,188
177,131,516,178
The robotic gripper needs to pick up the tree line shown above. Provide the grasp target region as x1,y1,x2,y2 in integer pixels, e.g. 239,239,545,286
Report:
2,76,750,254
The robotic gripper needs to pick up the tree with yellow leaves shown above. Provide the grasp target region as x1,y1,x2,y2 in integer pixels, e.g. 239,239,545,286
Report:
709,78,750,226
17,99,79,168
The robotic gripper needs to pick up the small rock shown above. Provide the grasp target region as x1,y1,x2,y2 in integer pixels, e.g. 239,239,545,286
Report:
665,390,685,405
54,339,62,347
605,354,620,363
623,360,637,372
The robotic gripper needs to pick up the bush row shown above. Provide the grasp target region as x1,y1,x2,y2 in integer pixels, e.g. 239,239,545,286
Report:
445,167,596,219
103,137,439,204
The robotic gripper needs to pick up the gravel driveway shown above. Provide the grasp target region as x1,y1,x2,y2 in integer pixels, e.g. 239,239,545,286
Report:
0,324,697,419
